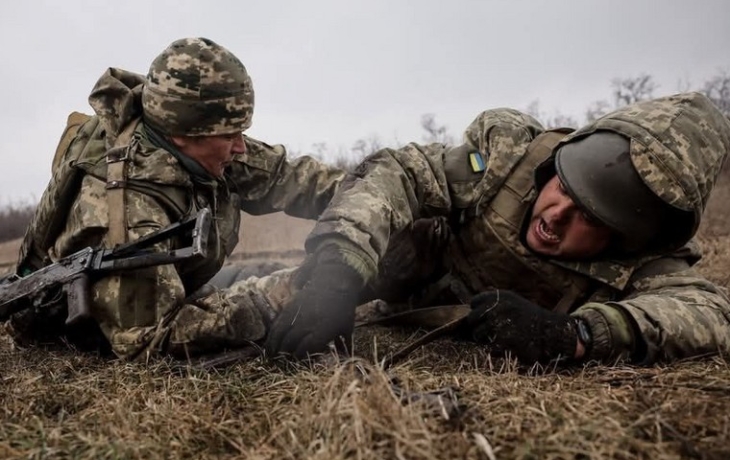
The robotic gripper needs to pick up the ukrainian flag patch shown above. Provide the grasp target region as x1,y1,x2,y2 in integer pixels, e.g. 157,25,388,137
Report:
469,151,486,173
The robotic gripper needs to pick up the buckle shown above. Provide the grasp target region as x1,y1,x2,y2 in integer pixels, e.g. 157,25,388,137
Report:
106,145,130,163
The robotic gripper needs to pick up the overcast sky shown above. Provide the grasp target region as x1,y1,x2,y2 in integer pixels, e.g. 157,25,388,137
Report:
1,0,728,202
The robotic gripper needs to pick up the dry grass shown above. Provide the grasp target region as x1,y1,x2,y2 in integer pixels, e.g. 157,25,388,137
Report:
2,179,730,459
1,329,729,459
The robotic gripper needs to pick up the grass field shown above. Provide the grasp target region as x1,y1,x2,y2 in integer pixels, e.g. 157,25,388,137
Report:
1,185,730,459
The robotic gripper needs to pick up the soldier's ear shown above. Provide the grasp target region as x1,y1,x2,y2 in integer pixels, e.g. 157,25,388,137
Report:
169,136,190,149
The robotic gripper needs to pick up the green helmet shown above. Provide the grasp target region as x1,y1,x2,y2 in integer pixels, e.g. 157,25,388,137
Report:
141,37,254,136
554,131,693,253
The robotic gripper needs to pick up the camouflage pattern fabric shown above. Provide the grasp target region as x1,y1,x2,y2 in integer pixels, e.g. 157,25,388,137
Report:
142,37,254,137
300,92,730,365
556,92,730,238
13,54,344,360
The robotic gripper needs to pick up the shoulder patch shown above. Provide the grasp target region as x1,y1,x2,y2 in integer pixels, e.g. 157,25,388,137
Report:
444,143,489,185
469,151,486,172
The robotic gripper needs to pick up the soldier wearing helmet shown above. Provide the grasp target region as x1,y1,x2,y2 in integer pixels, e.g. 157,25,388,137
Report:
9,38,345,360
258,92,730,365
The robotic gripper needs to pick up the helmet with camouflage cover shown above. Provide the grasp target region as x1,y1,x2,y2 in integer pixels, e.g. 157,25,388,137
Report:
141,37,254,136
549,92,730,254
553,131,692,253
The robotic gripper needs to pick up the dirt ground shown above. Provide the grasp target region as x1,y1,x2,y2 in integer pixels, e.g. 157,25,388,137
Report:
1,190,730,458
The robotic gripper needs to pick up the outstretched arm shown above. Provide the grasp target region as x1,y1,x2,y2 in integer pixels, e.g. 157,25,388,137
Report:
265,108,545,358
306,107,544,282
305,142,455,281
228,136,346,219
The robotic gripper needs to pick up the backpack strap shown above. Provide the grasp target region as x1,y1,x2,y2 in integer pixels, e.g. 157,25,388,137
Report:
502,128,573,199
466,128,572,225
105,119,140,246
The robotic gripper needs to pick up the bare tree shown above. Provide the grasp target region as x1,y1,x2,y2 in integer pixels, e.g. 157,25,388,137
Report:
351,135,384,159
584,100,611,123
0,199,35,243
582,74,657,124
701,70,730,117
421,113,455,145
524,100,542,121
524,99,578,129
612,74,658,107
307,142,329,162
676,75,693,93
547,113,579,129
332,152,358,172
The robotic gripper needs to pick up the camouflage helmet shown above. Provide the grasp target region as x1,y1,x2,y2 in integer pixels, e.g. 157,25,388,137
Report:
141,37,254,136
554,131,693,253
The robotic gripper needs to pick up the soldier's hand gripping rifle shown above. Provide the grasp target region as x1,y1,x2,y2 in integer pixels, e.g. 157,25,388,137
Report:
0,208,212,326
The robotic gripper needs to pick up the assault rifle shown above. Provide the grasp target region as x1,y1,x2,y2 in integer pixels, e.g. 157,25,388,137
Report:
0,208,212,326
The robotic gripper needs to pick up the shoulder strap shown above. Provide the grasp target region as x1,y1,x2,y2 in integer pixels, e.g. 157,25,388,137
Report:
508,128,573,196
483,128,573,225
528,129,572,162
105,119,140,246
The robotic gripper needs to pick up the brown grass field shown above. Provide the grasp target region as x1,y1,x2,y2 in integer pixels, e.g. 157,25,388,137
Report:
1,178,730,459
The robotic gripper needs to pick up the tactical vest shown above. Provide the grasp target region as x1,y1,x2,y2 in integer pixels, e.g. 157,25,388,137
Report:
445,129,624,312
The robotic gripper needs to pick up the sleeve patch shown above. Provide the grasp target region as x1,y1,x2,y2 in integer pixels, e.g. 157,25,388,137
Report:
469,151,486,172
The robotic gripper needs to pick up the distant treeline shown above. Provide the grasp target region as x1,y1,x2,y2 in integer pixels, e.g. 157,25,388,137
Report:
0,201,34,243
2,72,728,244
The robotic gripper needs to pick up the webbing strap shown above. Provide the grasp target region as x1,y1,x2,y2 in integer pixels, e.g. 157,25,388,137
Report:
105,119,140,246
527,130,570,161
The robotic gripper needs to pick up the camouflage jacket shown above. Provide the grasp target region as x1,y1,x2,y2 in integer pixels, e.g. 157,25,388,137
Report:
19,68,345,359
307,93,730,364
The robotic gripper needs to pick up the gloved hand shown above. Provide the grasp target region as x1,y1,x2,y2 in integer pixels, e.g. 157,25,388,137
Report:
264,244,365,359
465,290,587,364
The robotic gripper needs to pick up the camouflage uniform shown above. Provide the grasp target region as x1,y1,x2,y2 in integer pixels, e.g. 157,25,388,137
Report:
11,38,344,360
254,92,730,365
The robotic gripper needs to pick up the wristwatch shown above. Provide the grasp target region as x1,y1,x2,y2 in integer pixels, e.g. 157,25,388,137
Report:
575,317,593,356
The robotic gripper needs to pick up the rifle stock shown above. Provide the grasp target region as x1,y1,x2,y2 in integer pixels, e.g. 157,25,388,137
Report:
0,208,212,323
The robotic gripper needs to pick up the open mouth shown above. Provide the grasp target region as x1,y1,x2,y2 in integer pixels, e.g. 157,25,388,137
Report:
536,218,560,244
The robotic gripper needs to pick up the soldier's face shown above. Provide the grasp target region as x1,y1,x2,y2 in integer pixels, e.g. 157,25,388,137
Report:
526,175,612,259
172,132,246,177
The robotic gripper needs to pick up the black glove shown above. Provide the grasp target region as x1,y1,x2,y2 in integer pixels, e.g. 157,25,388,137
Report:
264,245,365,359
465,290,587,364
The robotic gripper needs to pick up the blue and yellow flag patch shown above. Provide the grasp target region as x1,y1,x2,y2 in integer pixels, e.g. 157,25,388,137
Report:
469,151,486,173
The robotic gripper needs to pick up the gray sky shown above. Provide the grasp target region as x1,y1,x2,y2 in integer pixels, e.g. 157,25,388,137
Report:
1,0,728,202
